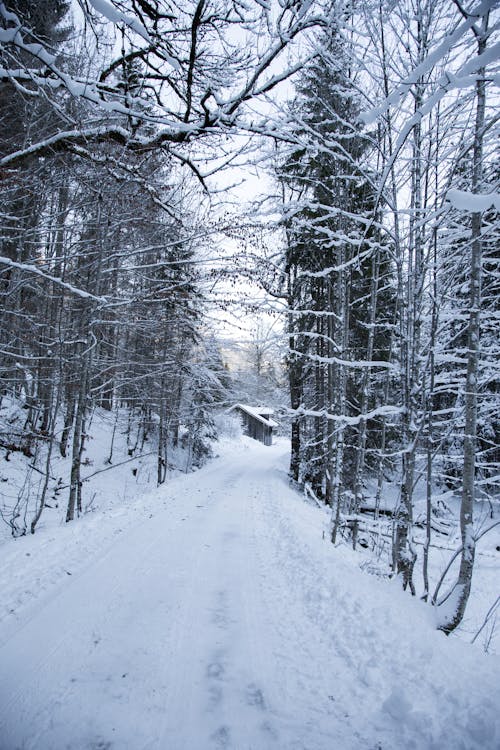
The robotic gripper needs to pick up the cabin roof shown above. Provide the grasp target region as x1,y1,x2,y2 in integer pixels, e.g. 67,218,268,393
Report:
231,403,279,428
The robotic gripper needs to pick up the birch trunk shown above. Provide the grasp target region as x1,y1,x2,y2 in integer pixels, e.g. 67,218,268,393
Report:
438,17,487,633
65,195,105,521
331,252,349,543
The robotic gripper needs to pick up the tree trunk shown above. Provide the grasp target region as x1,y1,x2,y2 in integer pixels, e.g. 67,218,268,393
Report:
438,20,487,633
352,249,380,514
66,367,87,522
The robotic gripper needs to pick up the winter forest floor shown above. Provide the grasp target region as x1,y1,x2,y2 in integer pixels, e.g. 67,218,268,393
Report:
1,437,499,750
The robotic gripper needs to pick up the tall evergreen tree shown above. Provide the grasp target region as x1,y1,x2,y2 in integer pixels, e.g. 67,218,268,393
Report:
277,29,395,530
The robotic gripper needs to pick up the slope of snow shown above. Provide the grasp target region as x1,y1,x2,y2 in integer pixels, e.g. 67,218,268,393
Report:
0,438,498,750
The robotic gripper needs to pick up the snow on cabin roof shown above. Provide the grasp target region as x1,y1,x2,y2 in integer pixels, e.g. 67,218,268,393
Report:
231,404,279,428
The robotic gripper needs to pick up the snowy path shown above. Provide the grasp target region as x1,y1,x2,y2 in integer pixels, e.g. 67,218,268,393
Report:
1,439,499,750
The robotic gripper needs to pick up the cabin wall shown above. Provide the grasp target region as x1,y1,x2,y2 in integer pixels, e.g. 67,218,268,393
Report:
237,409,273,446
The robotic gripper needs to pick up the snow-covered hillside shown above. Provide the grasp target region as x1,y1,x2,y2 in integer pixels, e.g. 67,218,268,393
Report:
1,437,498,750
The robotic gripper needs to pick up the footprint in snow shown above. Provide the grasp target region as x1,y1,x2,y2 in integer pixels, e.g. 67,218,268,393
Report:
208,681,223,708
211,724,231,748
211,591,230,629
245,683,266,710
207,662,225,680
260,719,279,740
207,661,225,708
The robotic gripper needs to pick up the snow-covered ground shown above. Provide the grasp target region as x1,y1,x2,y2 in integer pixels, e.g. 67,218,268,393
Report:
1,437,499,750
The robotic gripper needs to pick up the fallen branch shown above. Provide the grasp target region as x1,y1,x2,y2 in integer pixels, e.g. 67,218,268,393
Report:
57,451,156,490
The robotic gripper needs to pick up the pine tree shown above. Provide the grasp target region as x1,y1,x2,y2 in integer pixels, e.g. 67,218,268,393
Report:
277,29,395,531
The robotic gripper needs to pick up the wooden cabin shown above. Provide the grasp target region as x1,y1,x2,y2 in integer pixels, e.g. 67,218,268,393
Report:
231,404,278,446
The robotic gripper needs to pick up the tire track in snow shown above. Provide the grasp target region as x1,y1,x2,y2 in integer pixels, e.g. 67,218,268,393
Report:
248,478,356,750
0,478,228,750
154,468,282,750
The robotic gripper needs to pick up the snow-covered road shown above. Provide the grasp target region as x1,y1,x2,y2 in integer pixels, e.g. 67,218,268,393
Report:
1,439,499,750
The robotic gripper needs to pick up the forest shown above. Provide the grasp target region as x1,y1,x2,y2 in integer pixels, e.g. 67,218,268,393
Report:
0,0,498,645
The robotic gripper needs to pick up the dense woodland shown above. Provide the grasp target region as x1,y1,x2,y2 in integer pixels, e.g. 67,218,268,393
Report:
0,0,498,636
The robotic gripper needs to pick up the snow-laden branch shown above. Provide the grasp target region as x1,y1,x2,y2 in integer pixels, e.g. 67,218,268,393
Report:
360,0,499,125
0,127,126,168
292,404,403,426
0,257,107,302
87,0,151,43
295,246,374,279
289,347,395,370
0,1,327,170
447,188,500,212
